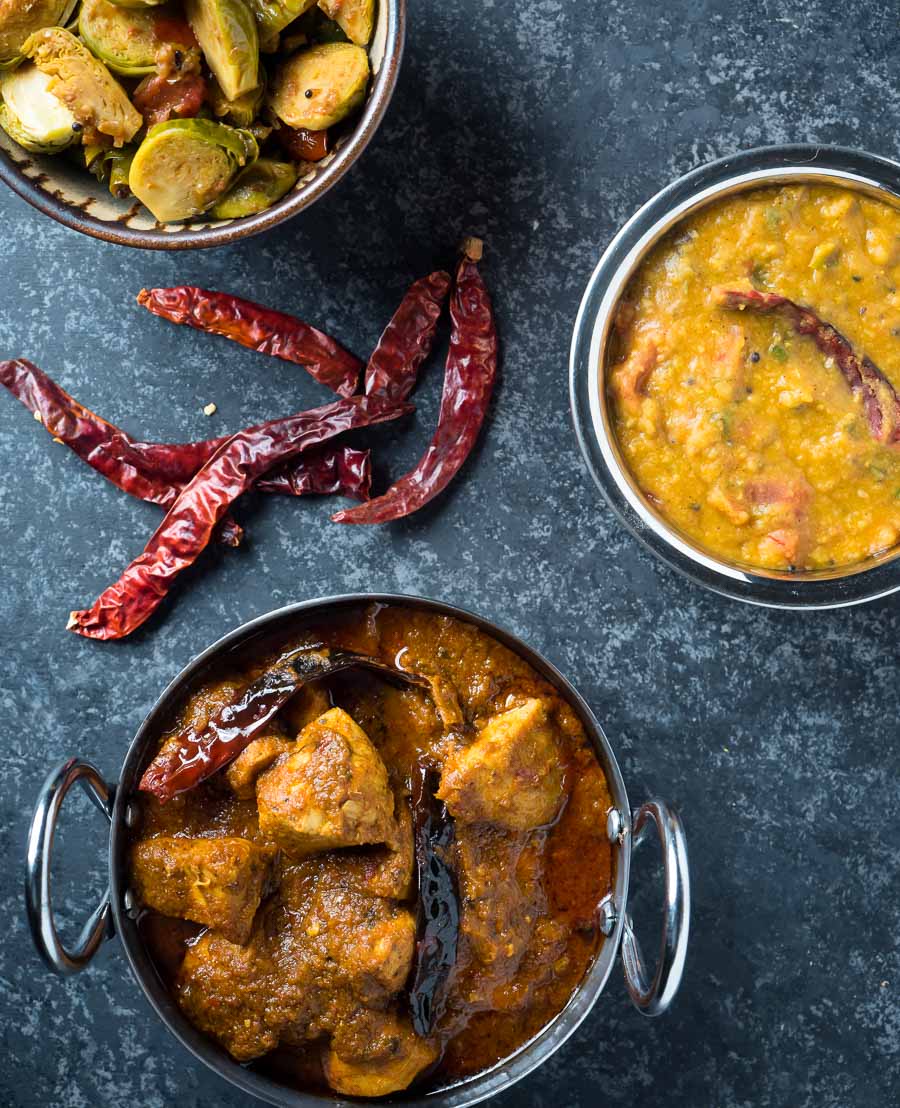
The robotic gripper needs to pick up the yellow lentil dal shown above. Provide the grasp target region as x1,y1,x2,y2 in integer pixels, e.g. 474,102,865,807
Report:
608,183,900,571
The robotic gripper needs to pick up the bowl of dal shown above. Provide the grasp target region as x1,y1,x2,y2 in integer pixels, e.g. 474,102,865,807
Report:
570,144,900,609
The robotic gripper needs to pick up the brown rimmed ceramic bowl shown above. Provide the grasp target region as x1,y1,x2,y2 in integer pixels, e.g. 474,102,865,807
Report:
0,1,405,250
25,594,689,1107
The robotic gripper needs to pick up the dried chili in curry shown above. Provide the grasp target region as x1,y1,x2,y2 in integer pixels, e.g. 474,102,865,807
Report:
717,287,900,443
140,647,330,801
333,239,497,525
68,394,413,640
409,762,460,1036
137,286,362,397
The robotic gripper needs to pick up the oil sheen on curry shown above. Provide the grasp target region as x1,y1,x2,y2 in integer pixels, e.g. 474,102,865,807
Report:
609,183,900,572
129,605,613,1098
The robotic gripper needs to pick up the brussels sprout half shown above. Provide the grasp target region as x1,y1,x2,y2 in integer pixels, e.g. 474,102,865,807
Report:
211,156,296,218
270,41,368,131
0,61,77,152
22,26,142,146
105,0,168,8
78,0,168,78
129,116,258,222
317,0,373,47
185,0,259,102
208,71,265,127
246,0,316,45
0,0,76,68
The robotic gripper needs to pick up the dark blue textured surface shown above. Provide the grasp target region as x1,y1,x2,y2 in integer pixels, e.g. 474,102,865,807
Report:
1,2,899,1105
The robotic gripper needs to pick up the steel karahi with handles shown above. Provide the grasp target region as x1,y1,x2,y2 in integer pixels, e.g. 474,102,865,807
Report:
25,594,690,1107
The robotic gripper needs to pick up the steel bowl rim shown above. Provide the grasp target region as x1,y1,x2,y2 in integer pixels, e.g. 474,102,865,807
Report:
0,0,405,251
107,593,633,1108
569,142,900,609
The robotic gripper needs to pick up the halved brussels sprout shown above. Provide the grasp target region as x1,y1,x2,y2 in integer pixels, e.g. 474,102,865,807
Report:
22,26,142,145
269,41,368,131
317,0,372,46
208,71,265,127
128,116,257,221
247,0,316,45
0,61,77,152
185,0,259,101
105,0,168,7
0,0,76,68
211,156,296,218
78,0,169,78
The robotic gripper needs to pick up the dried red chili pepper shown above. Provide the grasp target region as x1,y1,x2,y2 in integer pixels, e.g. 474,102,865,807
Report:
0,358,248,543
364,271,451,401
137,287,361,398
409,762,459,1036
276,124,329,163
105,431,371,503
333,239,497,524
140,646,432,801
257,445,371,499
717,287,900,443
68,393,413,640
1,360,369,528
141,647,328,801
0,358,184,508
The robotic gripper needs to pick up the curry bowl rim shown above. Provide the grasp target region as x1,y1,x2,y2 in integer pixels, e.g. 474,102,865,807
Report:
569,142,900,609
106,593,633,1108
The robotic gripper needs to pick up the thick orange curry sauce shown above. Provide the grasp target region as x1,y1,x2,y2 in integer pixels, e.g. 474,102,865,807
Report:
132,605,613,1093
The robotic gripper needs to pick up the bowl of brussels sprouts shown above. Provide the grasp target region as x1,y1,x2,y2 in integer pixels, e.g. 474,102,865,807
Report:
0,0,404,248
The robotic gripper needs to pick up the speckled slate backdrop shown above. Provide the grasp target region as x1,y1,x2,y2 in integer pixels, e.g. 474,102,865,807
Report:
2,1,899,1105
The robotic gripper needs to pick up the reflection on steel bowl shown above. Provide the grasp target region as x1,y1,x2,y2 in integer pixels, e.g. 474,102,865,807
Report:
571,144,900,609
26,595,689,1107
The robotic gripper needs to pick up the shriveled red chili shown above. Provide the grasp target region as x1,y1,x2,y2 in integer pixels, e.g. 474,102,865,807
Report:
68,393,413,640
257,445,371,499
106,433,371,502
333,239,497,524
364,271,451,401
717,287,900,443
137,287,362,397
0,358,185,508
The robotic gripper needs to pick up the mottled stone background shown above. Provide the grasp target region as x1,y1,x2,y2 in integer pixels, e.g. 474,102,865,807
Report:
2,1,899,1105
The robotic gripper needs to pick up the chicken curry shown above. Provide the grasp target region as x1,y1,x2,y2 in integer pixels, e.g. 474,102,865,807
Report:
129,603,613,1097
610,183,900,572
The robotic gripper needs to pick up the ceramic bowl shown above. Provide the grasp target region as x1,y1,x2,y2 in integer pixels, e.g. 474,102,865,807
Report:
0,0,405,249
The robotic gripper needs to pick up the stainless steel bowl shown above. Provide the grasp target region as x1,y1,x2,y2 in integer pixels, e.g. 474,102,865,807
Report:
570,144,900,609
25,594,689,1107
0,1,404,250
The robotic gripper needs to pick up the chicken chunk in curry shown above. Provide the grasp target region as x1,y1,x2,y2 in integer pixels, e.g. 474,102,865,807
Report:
131,835,274,945
256,706,396,857
437,697,565,831
130,604,614,1097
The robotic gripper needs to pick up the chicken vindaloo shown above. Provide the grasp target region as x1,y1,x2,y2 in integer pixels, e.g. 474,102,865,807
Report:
0,0,376,222
610,184,900,572
130,604,613,1096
